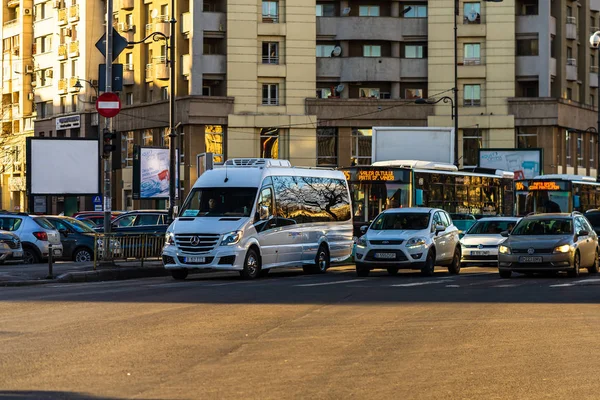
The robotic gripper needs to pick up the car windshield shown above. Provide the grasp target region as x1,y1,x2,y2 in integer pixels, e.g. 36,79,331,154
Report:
180,187,258,217
371,213,430,230
79,219,99,228
33,217,56,230
511,218,573,235
467,220,517,235
64,217,96,233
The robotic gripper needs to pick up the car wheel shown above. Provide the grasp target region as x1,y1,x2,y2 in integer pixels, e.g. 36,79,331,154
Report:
314,245,330,274
387,267,399,276
588,249,599,274
73,248,93,263
567,251,581,278
240,248,261,280
447,247,461,275
420,251,435,277
499,269,512,279
23,248,40,265
171,269,188,280
356,263,370,277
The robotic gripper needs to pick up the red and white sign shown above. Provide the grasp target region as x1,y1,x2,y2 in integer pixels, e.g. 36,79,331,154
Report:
95,92,121,118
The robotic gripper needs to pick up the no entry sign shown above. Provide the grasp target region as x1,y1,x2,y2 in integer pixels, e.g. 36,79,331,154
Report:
96,92,121,118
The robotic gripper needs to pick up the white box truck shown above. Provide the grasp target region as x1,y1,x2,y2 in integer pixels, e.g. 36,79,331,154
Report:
371,126,455,165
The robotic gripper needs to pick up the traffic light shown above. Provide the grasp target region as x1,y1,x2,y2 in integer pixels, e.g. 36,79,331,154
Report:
102,128,117,158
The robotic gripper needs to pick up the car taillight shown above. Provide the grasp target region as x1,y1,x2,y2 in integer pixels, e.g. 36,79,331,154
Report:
33,231,48,241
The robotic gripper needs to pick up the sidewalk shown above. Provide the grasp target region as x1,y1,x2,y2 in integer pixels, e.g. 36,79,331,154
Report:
0,259,169,287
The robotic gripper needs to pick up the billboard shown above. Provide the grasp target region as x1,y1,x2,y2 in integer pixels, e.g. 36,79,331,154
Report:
133,146,170,199
26,138,100,195
478,148,543,179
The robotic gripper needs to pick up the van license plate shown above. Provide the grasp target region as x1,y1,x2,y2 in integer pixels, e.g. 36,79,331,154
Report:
184,256,205,263
375,253,396,259
471,251,489,256
519,256,542,263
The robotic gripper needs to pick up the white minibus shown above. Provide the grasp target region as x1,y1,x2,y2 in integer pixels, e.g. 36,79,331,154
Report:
162,158,354,279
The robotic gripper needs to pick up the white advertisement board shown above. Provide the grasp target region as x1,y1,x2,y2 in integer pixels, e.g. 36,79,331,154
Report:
28,138,100,195
478,149,542,179
372,127,455,165
138,147,170,198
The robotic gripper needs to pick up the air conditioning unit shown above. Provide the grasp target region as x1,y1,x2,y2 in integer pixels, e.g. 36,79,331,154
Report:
27,92,34,101
91,112,99,126
90,95,98,102
25,65,34,74
64,28,72,37
23,8,32,16
45,69,53,78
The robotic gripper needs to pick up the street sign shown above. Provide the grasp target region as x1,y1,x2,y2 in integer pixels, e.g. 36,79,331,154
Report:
96,92,121,118
93,195,102,211
98,64,123,92
95,29,129,62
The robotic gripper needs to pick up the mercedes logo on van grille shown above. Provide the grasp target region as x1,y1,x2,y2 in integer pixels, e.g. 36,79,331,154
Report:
478,244,484,249
527,248,535,255
190,236,201,246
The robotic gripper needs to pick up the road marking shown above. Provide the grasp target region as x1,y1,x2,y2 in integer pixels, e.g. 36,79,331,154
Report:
549,278,600,288
296,279,367,287
391,281,449,287
446,284,460,288
465,279,506,287
492,284,518,288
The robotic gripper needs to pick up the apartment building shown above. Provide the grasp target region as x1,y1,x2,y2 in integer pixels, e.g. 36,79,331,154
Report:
0,0,34,212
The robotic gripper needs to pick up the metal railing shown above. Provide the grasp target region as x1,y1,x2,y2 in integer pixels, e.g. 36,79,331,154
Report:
463,57,481,65
93,233,165,269
566,16,577,25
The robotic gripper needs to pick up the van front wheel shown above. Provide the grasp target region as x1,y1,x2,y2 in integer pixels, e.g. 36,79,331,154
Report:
240,248,261,280
303,245,330,274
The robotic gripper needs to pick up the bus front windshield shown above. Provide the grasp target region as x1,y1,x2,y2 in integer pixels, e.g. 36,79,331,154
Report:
518,191,570,215
351,182,410,223
180,187,258,217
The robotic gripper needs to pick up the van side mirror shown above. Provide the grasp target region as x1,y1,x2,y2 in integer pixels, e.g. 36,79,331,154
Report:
360,225,368,234
500,230,509,237
259,205,270,221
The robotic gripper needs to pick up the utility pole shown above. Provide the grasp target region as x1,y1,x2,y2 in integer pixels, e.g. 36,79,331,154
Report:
167,1,177,223
103,0,114,260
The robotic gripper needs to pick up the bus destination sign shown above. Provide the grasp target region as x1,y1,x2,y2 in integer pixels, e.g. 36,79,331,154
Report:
528,181,562,191
357,170,395,181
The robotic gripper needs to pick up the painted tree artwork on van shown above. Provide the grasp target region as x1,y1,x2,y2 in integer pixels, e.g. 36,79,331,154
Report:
272,176,351,223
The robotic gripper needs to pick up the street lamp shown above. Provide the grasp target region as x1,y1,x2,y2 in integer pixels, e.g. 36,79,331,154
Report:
73,79,99,96
415,96,456,164
590,31,600,181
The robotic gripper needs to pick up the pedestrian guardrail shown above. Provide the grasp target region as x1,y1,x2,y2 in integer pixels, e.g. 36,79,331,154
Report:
93,233,165,269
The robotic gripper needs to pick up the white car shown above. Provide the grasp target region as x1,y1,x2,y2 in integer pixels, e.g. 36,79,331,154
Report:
354,207,461,277
460,217,520,265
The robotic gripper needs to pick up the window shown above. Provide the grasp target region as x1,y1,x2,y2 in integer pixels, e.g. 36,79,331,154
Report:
403,5,427,18
161,87,168,100
359,5,379,16
35,34,52,54
262,42,279,64
566,46,573,59
143,129,153,146
205,125,224,163
316,44,335,57
37,101,53,118
39,68,53,86
405,88,423,99
260,128,279,158
71,94,77,112
317,127,338,166
60,97,66,114
463,128,482,167
352,128,372,165
135,214,161,226
316,3,335,16
126,92,133,105
463,2,481,23
516,38,539,56
125,52,133,70
363,45,381,57
516,127,538,148
202,86,211,96
34,1,50,21
0,217,22,232
359,88,379,98
122,131,134,168
566,87,573,100
577,134,584,167
262,1,279,22
405,45,425,59
591,94,595,107
464,84,481,106
464,43,481,64
262,83,279,105
566,130,572,167
316,87,332,98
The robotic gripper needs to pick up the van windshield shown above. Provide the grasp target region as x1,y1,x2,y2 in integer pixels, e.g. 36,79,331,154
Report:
180,187,258,217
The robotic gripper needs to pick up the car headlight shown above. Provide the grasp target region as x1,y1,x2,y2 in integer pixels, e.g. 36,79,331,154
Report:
165,232,175,245
498,245,511,254
221,231,242,246
406,237,427,248
553,244,570,254
357,236,368,247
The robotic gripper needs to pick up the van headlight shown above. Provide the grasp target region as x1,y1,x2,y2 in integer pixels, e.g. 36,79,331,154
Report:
165,232,175,245
553,244,570,254
221,231,242,246
357,236,367,247
499,245,511,254
406,237,427,248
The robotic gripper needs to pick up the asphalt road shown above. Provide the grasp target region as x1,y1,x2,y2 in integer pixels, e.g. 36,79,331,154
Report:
1,265,600,400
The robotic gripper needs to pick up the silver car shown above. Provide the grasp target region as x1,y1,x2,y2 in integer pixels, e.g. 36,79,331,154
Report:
497,212,599,278
0,213,63,264
0,230,23,264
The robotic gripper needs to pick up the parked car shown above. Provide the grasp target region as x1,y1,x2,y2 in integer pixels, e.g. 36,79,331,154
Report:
584,209,600,235
75,211,123,227
354,207,461,277
0,230,23,264
450,213,477,237
460,217,520,266
498,212,599,278
44,216,100,262
0,212,63,264
95,210,169,235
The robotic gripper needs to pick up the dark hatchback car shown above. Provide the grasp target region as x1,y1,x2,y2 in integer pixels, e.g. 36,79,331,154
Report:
44,216,98,262
94,210,169,234
75,211,123,227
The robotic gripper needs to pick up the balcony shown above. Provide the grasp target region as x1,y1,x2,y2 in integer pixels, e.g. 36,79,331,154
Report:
57,44,67,60
68,41,79,57
317,57,402,82
200,12,226,33
181,12,190,35
566,16,577,40
121,0,134,10
68,4,79,22
58,78,68,93
3,19,19,28
58,8,67,25
400,58,428,78
154,58,169,80
516,15,555,36
7,0,19,8
316,17,427,41
201,54,226,75
516,55,542,77
591,70,598,88
181,54,191,77
68,76,79,91
550,57,557,77
566,58,577,81
123,65,134,85
145,64,153,81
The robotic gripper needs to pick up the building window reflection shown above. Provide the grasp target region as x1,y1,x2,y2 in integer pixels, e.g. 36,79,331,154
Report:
205,125,224,163
260,127,279,159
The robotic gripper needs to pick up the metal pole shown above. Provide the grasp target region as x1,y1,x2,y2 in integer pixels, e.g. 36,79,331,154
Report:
103,0,113,261
167,1,177,223
47,243,53,279
597,51,600,181
454,0,459,168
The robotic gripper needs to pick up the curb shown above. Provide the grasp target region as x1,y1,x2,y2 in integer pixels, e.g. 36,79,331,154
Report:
0,279,54,287
56,267,171,283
